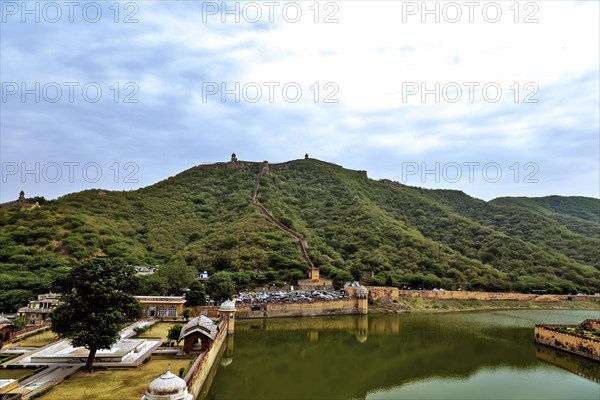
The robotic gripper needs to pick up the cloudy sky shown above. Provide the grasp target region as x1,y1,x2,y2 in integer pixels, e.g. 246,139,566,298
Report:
1,0,598,202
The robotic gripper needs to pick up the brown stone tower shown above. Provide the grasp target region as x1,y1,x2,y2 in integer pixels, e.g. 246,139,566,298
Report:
18,191,25,203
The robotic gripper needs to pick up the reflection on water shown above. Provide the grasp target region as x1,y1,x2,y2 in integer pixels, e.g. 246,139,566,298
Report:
205,310,599,400
535,344,600,383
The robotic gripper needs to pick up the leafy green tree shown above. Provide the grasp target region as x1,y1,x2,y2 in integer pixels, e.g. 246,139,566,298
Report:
158,263,196,295
180,308,191,322
0,289,34,313
206,271,235,302
50,258,144,370
167,323,183,345
12,316,27,331
185,281,206,306
137,274,169,296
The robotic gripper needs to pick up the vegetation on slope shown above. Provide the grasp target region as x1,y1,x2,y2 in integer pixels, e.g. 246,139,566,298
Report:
0,159,598,311
259,161,599,294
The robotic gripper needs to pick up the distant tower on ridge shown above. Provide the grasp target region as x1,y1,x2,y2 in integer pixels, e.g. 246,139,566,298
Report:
231,153,238,162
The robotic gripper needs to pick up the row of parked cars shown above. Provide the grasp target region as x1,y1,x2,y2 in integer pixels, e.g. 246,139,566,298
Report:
235,290,348,304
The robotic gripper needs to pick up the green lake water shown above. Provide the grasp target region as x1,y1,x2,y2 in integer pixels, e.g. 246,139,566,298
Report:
206,310,600,400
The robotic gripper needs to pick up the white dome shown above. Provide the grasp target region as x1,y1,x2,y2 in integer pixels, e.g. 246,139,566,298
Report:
219,299,236,312
356,333,368,343
357,286,368,296
142,369,192,400
220,357,233,367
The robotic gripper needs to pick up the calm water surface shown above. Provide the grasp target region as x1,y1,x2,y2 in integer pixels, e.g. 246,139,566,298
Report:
206,310,600,400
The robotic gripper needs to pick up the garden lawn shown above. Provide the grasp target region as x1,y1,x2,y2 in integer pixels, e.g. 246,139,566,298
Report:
0,367,39,380
13,331,58,347
136,323,179,340
41,358,193,400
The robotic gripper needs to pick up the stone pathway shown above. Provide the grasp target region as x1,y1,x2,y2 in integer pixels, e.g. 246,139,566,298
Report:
12,365,80,399
119,319,154,339
252,161,316,269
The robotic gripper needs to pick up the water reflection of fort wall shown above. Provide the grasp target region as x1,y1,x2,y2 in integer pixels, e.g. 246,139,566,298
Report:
536,344,600,383
235,314,532,345
208,313,540,400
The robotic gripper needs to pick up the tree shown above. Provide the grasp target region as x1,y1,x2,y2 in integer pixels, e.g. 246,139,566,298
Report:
12,316,26,331
0,289,33,313
185,281,206,306
168,323,183,346
158,263,197,295
180,308,191,322
206,271,235,302
137,274,169,296
50,258,144,370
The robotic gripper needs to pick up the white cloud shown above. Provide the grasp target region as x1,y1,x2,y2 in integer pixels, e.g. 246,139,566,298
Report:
1,0,598,201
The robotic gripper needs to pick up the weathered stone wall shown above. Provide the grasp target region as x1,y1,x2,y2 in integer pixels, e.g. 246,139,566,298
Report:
582,319,600,330
235,298,362,319
396,290,600,302
297,279,334,290
365,286,399,302
187,306,220,318
534,325,600,361
185,320,228,398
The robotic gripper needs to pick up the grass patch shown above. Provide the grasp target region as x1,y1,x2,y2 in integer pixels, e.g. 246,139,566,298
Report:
13,330,58,347
135,323,177,340
0,367,39,380
41,358,191,400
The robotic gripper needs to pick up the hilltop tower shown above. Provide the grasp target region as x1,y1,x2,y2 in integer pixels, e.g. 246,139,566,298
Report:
18,191,25,203
231,153,238,162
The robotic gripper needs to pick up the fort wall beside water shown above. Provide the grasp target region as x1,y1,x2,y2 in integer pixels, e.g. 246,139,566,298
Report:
235,298,365,319
346,286,585,303
185,320,229,398
188,298,366,320
534,324,600,361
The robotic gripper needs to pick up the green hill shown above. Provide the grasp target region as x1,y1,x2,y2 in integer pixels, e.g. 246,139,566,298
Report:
1,159,599,311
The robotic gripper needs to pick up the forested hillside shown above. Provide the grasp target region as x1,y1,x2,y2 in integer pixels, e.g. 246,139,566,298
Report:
1,159,598,311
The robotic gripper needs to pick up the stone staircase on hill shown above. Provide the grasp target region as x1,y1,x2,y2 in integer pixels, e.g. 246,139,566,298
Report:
251,161,331,288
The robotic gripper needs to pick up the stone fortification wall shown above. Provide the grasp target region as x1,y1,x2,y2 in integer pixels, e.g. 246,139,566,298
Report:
187,306,220,318
396,290,600,302
534,325,600,361
185,320,228,398
235,298,363,319
195,161,258,170
349,287,599,303
366,286,399,302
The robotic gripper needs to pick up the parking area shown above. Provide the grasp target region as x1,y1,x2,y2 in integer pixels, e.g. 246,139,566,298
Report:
236,290,347,304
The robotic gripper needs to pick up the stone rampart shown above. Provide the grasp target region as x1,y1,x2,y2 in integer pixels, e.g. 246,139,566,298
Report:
187,306,220,318
396,290,592,302
235,298,363,319
365,286,399,302
534,325,600,361
185,320,228,398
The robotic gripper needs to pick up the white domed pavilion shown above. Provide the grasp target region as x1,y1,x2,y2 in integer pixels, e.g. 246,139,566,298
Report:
141,368,192,400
